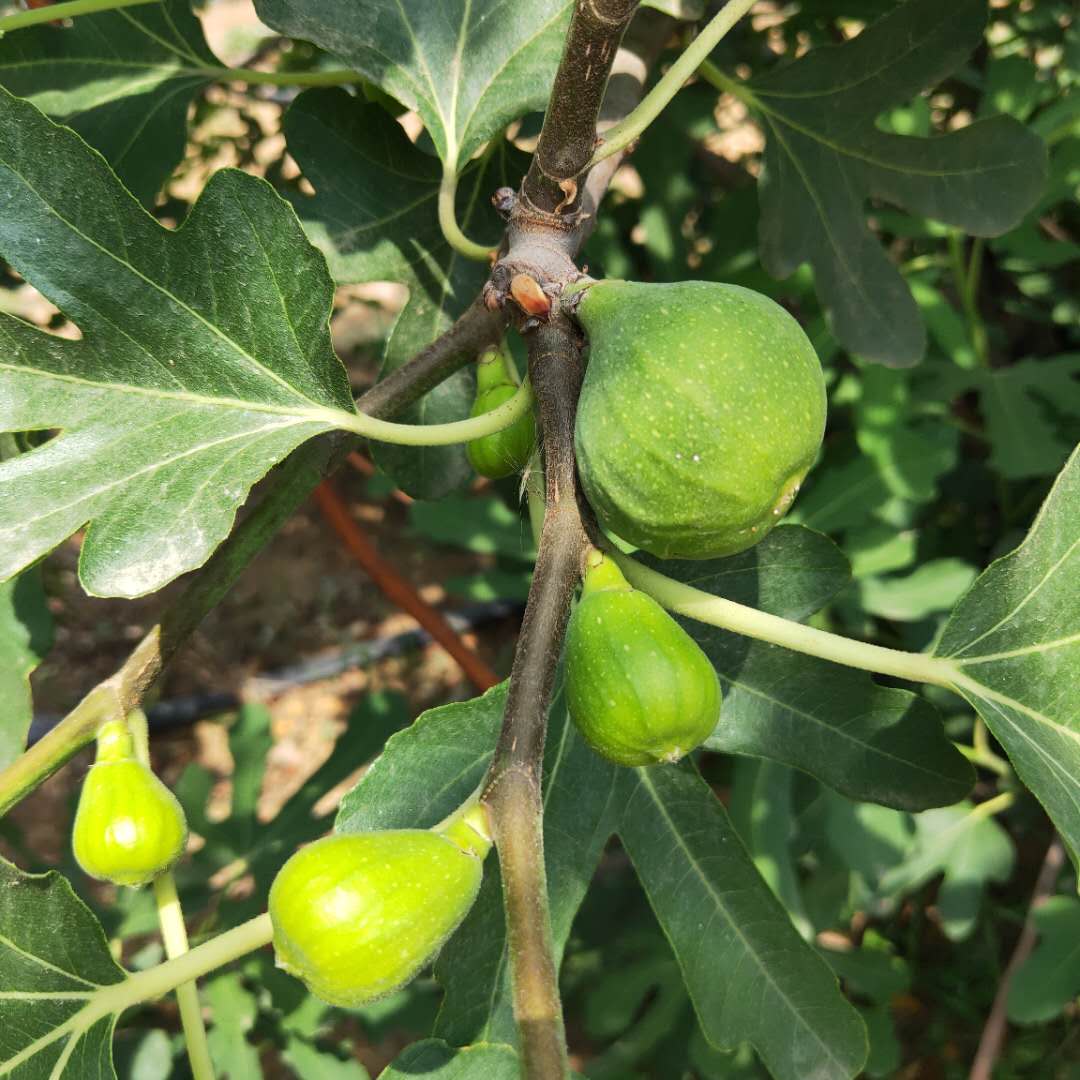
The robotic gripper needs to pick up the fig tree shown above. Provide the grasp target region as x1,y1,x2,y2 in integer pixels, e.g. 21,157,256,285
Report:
571,280,826,559
565,551,720,766
466,346,535,479
72,720,188,887
269,806,491,1008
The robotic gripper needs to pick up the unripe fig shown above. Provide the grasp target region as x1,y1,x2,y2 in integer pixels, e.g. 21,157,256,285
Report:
72,720,188,887
571,280,826,559
269,807,491,1008
466,347,535,479
565,552,721,766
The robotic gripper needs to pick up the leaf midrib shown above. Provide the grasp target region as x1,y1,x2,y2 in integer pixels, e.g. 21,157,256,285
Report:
765,104,1030,182
943,533,1080,660
0,413,316,541
955,675,1080,749
717,664,963,786
958,632,1080,665
119,3,206,68
762,118,893,332
0,145,329,412
0,360,348,428
634,770,854,1071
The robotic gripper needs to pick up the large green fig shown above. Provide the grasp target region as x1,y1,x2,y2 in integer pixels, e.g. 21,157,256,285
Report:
572,280,826,559
269,806,491,1008
565,552,720,766
72,720,188,887
466,347,535,479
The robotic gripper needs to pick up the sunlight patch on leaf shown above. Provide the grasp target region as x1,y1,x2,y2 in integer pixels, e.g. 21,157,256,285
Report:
0,0,221,205
0,858,126,1078
0,92,356,597
255,0,572,173
936,446,1080,862
716,0,1047,365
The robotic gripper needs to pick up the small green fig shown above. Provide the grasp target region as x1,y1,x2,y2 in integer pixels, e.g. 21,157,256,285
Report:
269,806,492,1008
565,552,721,766
72,720,188,887
571,279,826,559
466,347,535,479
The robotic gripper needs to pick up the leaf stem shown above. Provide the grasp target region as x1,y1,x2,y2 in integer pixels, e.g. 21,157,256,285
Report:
587,0,759,168
200,66,359,88
121,712,215,1078
0,0,152,32
94,915,271,1022
613,552,959,688
153,874,216,1080
328,377,532,444
438,166,495,261
955,741,1011,778
1,915,272,1076
970,790,1016,820
949,232,990,366
356,296,505,418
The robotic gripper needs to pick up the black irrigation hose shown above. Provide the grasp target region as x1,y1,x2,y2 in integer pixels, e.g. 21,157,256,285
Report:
28,599,524,745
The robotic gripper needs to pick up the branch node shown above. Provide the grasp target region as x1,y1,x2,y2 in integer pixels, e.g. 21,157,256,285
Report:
492,186,518,219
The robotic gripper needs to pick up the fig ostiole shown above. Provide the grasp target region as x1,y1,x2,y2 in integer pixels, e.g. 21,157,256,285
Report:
72,719,188,888
466,346,536,479
564,551,721,767
269,803,492,1009
570,279,826,560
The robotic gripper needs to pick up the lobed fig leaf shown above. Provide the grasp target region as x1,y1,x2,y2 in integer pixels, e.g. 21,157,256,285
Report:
565,553,721,766
72,721,188,887
269,824,490,1009
572,280,826,560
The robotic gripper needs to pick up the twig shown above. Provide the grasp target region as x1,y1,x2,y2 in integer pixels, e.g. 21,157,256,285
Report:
355,297,504,418
478,7,667,1075
578,8,674,241
346,451,414,505
969,836,1065,1080
482,317,590,1079
523,0,640,214
313,480,500,692
0,434,345,816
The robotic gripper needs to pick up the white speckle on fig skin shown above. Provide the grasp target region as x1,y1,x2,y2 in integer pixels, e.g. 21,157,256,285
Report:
565,574,721,767
574,280,826,560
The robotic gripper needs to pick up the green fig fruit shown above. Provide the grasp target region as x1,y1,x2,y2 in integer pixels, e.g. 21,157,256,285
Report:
572,279,826,559
466,347,536,479
72,720,188,887
565,552,721,766
269,807,491,1008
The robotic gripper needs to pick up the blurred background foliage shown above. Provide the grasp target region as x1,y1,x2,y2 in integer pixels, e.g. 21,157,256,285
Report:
0,0,1076,1075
